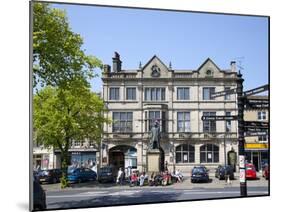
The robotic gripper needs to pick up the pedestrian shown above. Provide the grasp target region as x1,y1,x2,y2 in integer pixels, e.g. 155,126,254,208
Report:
175,169,183,182
116,167,124,185
130,171,138,187
139,172,148,186
149,172,155,186
165,161,169,171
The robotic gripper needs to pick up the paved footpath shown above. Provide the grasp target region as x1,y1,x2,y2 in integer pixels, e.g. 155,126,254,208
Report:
42,173,269,192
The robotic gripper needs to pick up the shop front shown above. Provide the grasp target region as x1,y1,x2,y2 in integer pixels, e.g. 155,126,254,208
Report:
54,150,97,171
245,143,269,172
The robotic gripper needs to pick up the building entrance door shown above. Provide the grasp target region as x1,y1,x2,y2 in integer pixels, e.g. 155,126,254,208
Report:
109,145,137,176
109,151,124,169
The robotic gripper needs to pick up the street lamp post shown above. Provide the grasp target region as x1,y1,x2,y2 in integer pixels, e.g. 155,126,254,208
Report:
237,71,247,196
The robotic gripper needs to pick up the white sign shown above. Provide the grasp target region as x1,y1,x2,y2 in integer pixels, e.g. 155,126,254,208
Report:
208,153,212,159
183,154,188,161
240,169,246,183
239,155,245,168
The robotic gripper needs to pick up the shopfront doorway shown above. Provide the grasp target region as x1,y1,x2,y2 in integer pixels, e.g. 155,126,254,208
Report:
109,145,137,175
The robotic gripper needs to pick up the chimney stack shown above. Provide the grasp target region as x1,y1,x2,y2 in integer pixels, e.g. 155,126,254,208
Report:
230,61,236,72
112,52,122,72
103,64,111,73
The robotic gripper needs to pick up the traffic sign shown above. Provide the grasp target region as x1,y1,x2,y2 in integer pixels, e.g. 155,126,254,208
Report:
211,88,237,98
201,115,238,121
243,84,269,97
245,98,269,109
244,121,269,128
244,127,268,132
244,131,268,137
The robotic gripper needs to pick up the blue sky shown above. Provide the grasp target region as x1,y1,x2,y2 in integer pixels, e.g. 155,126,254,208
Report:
52,3,269,92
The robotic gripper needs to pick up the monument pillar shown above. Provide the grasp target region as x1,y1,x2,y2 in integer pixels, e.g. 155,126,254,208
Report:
147,149,161,173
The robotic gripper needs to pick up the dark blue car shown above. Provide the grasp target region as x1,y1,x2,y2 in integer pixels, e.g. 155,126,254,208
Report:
191,166,209,183
67,167,97,183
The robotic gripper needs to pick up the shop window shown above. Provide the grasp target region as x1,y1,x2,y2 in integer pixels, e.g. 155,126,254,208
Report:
200,144,219,163
175,144,195,163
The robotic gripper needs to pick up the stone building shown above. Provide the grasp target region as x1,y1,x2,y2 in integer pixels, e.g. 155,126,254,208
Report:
244,95,269,172
101,52,239,174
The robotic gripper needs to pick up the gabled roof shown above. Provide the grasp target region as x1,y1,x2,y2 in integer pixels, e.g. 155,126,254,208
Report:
196,57,222,72
140,55,170,71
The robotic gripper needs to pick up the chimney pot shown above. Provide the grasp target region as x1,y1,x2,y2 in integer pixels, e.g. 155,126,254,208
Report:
230,61,236,72
112,52,122,72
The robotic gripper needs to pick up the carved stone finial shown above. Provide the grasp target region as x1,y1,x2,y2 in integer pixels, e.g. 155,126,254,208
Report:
169,61,172,69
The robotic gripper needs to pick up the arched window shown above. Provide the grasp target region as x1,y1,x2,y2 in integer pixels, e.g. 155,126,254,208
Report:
175,144,195,163
200,144,219,163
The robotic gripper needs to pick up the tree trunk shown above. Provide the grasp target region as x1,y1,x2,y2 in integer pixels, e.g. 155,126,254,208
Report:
60,150,69,188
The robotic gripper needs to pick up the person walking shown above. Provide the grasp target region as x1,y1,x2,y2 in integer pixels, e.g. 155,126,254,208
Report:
116,167,124,185
139,172,148,186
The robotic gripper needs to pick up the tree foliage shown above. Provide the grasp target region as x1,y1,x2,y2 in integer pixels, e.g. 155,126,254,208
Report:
32,3,106,188
33,2,102,88
34,86,106,149
34,85,108,187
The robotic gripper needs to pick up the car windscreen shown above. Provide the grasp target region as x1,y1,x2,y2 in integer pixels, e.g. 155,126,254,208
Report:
192,168,205,173
38,170,49,176
100,168,112,173
246,166,255,170
67,167,78,174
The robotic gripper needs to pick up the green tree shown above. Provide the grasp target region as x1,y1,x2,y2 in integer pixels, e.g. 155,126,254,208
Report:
33,2,102,88
32,2,106,188
34,85,108,188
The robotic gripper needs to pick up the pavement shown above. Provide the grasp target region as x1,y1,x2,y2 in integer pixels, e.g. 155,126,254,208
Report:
42,172,268,192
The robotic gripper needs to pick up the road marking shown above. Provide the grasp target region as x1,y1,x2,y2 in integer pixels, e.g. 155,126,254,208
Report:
183,191,268,195
109,190,142,196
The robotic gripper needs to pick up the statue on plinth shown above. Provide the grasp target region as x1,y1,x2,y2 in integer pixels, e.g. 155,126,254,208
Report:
149,121,161,150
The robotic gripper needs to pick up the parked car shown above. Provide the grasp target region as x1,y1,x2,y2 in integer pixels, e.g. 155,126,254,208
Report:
246,163,257,179
33,178,46,210
38,169,62,184
191,166,209,183
215,165,235,180
262,164,269,180
67,167,97,183
98,166,116,183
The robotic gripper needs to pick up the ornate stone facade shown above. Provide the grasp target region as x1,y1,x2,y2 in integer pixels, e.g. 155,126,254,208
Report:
101,52,239,174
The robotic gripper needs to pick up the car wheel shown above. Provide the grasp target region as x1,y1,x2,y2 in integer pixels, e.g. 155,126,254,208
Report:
78,178,82,183
53,178,57,184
